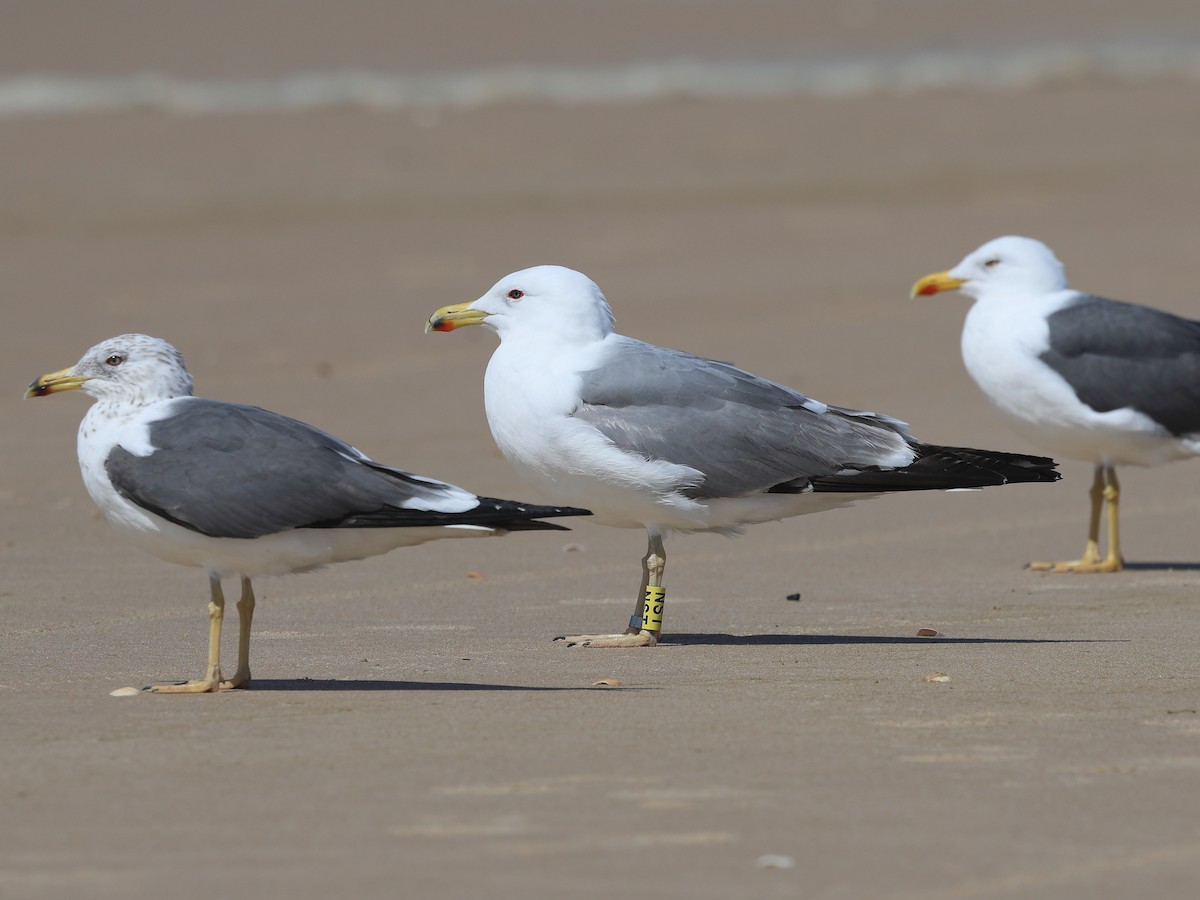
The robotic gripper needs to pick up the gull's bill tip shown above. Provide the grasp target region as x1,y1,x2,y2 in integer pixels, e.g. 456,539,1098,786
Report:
426,303,489,333
910,271,965,299
24,367,88,399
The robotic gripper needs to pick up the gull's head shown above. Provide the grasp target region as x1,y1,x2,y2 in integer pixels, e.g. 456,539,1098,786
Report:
426,265,616,346
25,333,194,406
910,236,1069,301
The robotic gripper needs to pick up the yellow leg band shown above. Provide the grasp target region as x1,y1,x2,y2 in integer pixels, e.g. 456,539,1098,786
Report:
640,586,665,633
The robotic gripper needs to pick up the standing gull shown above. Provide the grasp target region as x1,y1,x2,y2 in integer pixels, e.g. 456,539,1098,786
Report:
426,265,1059,647
26,334,589,692
912,235,1200,572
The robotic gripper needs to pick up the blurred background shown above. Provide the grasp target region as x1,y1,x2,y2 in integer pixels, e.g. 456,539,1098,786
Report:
3,3,1200,896
4,2,1199,424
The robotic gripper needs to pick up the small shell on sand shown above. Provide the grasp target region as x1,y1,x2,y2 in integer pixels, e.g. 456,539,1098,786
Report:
755,854,796,869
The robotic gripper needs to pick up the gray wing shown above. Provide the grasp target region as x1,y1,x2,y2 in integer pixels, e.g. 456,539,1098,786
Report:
1040,295,1200,436
572,337,914,498
106,399,581,538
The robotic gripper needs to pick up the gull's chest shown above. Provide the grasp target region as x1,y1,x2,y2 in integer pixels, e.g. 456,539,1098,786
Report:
76,401,166,534
482,348,586,458
959,295,1135,461
961,299,1067,417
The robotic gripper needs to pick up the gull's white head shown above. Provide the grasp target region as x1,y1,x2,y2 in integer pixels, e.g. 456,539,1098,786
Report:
25,333,194,407
911,236,1069,300
427,265,616,346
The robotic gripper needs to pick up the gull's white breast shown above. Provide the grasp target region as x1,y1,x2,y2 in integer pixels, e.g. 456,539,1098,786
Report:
962,291,1184,466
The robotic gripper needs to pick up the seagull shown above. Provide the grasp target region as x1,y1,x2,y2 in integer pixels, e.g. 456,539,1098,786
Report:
911,235,1200,573
426,265,1059,647
25,334,590,692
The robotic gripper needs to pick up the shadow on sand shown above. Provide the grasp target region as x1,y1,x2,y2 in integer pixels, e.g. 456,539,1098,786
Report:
1121,561,1200,572
237,632,1122,690
660,633,1124,647
248,679,605,692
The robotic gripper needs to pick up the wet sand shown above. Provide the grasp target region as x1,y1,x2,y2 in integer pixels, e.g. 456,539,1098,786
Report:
3,3,1200,898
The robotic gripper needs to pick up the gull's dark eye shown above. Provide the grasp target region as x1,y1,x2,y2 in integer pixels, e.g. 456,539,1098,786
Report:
983,258,1000,269
105,354,125,367
507,289,524,301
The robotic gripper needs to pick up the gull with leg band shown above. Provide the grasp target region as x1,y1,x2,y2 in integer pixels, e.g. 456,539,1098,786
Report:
428,266,1060,647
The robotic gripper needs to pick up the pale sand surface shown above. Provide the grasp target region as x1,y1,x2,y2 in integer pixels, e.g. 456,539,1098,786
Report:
3,4,1200,898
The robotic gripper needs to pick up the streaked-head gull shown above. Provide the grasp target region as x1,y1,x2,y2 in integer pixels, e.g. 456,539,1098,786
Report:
26,334,589,692
427,265,1059,647
912,235,1200,573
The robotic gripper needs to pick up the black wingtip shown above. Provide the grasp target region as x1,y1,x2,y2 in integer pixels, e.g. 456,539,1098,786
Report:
304,500,591,531
810,444,1060,493
918,444,1061,485
476,500,593,531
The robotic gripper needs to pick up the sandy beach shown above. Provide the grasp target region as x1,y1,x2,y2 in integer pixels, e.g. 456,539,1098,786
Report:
3,2,1200,898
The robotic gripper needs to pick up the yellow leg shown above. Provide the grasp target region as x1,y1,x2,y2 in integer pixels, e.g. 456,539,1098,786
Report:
642,535,666,638
623,550,654,635
1029,465,1123,573
149,575,226,693
1101,467,1124,571
555,533,665,647
219,577,255,690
